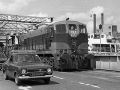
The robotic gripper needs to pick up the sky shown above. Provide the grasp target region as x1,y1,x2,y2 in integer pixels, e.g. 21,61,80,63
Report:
0,0,120,33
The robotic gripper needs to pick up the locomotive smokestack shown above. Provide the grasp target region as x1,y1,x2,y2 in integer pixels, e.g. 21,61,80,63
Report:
93,14,96,34
101,13,104,32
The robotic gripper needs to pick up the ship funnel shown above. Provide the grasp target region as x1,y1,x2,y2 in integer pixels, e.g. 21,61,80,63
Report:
101,13,104,32
93,14,96,34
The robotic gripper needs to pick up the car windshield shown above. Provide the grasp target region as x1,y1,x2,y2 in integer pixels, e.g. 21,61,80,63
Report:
16,54,41,63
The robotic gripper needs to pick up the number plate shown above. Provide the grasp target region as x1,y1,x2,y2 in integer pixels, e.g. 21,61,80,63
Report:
32,72,44,76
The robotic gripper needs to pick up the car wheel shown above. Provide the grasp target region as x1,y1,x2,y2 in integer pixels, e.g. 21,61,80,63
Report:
3,70,9,80
15,74,21,85
44,78,50,84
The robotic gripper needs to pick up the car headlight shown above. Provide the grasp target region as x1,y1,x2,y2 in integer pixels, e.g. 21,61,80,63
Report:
47,68,52,73
22,69,27,74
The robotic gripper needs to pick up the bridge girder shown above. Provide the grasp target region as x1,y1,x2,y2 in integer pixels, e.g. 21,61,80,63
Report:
0,14,53,35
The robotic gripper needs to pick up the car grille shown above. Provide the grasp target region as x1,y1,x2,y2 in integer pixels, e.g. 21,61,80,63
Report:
28,69,47,72
32,72,45,76
27,69,47,76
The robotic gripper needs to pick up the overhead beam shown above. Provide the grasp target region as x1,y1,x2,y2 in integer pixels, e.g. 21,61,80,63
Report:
0,14,53,23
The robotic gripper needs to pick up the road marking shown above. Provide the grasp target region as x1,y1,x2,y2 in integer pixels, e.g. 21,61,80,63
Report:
84,83,90,86
90,85,101,88
79,82,85,85
53,76,64,79
18,86,32,90
53,74,101,88
78,82,100,88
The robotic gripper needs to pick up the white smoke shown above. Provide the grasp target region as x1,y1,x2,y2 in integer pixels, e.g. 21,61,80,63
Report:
89,6,104,18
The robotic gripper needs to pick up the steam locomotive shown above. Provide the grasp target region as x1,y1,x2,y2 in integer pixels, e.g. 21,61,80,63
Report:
20,20,92,71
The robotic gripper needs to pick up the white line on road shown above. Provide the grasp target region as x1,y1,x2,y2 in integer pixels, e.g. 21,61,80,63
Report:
53,76,64,79
90,85,101,88
79,82,85,85
53,74,101,88
78,82,100,88
18,86,32,90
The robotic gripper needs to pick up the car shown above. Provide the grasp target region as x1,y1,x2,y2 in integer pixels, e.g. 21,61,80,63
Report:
2,50,53,85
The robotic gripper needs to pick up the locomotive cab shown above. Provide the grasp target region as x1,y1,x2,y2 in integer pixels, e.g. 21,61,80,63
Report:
52,21,90,70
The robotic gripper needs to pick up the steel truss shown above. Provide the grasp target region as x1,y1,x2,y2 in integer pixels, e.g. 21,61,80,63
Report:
0,14,53,35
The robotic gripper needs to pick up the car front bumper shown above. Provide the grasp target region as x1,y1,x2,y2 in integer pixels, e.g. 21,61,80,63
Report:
18,75,53,80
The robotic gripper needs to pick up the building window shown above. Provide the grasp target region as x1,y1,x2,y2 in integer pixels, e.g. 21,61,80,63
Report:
108,32,111,36
101,35,104,38
91,35,93,38
88,35,90,38
109,26,111,29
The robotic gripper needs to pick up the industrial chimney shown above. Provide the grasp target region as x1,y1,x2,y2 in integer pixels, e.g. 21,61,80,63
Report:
93,14,96,34
101,13,104,32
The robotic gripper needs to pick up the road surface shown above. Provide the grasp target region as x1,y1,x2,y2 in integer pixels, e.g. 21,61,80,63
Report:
1,70,120,90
